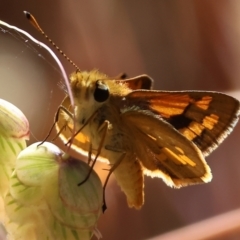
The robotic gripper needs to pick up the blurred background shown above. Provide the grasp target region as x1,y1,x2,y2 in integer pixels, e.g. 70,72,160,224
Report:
1,0,240,239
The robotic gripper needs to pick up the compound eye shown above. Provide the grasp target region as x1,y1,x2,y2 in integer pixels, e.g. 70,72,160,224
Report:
94,80,110,102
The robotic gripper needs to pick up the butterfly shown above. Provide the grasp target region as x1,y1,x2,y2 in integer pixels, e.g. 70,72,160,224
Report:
55,69,240,209
22,10,240,210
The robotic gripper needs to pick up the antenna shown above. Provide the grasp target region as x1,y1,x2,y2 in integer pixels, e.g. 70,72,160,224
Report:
24,11,80,71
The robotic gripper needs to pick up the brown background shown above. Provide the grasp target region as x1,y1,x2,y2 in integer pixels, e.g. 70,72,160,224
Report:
1,1,240,240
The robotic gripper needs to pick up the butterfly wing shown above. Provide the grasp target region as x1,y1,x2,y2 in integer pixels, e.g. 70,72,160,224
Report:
121,109,212,187
115,75,153,90
127,91,240,156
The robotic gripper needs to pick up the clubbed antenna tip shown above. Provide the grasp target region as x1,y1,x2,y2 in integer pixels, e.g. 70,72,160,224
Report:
23,10,80,71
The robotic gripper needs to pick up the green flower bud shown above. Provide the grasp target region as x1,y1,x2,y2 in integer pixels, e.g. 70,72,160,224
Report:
5,142,103,240
0,99,29,226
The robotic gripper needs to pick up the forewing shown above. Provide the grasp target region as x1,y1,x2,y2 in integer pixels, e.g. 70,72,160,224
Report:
122,110,212,188
127,91,240,156
115,75,153,90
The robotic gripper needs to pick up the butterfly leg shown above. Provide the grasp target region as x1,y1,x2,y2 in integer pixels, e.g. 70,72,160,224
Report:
102,152,126,212
87,143,93,165
65,110,98,146
38,105,73,146
77,120,109,186
51,123,68,141
102,149,144,210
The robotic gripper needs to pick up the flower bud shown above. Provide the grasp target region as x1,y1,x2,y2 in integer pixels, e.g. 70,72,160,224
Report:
5,142,103,240
0,99,29,224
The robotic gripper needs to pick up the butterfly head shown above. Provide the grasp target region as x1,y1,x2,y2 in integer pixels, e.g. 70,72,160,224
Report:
70,69,110,105
69,69,111,125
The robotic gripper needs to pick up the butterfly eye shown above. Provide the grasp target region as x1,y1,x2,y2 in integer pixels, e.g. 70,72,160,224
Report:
94,80,110,102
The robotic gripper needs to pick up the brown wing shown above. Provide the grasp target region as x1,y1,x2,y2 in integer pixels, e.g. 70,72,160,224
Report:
115,75,153,90
121,110,212,188
127,91,240,156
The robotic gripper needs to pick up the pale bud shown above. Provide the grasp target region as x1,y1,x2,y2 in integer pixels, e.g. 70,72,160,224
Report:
5,142,103,240
0,99,29,225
